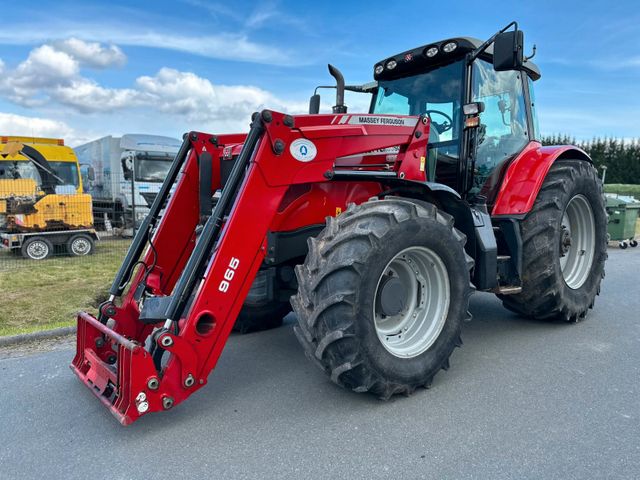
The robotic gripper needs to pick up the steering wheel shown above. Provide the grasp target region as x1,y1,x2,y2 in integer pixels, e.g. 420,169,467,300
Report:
425,109,453,133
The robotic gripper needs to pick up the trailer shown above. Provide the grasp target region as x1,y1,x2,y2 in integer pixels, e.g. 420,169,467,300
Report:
1,228,99,260
74,134,181,231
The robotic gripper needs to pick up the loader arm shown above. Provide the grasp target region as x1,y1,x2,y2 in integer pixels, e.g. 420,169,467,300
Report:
71,110,429,425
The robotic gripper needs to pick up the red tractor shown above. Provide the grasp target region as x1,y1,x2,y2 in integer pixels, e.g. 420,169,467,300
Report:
71,23,607,424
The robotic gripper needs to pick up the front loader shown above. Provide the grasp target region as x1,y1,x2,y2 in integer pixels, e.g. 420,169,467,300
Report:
71,23,607,425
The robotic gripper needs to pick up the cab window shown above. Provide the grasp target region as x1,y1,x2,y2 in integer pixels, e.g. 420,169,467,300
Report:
49,161,80,187
472,60,529,192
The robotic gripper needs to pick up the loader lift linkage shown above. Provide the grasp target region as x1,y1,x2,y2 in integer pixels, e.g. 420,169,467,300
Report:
72,110,432,424
71,23,607,425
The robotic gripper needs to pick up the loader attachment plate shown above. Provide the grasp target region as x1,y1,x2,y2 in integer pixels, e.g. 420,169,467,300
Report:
71,312,161,425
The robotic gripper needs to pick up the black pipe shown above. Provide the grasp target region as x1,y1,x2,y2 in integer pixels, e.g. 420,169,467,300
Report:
328,64,346,114
109,135,192,297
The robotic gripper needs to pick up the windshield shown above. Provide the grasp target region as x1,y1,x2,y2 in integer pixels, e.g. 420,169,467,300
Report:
135,158,172,182
371,60,464,186
0,160,42,183
371,60,464,143
49,161,79,187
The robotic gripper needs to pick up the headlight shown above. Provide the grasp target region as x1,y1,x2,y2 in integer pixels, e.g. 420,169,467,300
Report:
424,46,439,58
375,64,384,75
386,59,397,70
442,41,457,53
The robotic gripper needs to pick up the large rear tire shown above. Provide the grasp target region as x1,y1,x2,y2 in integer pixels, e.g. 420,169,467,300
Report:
292,198,473,398
501,160,607,321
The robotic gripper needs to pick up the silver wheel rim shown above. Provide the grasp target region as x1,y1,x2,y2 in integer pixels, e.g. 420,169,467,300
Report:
27,240,49,260
559,194,595,289
71,237,91,256
373,246,450,358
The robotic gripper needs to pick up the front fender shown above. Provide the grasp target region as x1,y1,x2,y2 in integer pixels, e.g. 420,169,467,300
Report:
492,141,592,216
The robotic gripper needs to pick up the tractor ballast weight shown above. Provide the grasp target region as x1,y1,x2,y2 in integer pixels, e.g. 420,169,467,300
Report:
72,24,607,425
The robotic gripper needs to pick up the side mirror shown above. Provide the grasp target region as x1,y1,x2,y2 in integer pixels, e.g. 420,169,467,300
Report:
309,94,321,114
121,157,132,181
462,102,485,116
87,166,96,182
493,30,524,71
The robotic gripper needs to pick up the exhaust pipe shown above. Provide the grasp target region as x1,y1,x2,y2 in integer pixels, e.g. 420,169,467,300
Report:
328,64,347,114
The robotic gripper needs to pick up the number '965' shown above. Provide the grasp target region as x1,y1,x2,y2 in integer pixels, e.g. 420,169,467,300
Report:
218,257,240,292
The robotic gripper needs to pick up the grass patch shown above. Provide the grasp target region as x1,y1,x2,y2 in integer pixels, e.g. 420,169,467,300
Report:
604,184,640,197
0,240,130,336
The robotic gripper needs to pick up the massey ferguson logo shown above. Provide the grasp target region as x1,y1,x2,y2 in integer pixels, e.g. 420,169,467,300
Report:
346,115,418,127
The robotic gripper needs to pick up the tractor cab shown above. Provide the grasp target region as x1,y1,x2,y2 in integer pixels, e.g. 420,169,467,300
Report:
370,33,540,203
311,25,541,206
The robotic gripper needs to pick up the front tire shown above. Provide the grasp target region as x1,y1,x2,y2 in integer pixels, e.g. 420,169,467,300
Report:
21,237,53,260
501,160,607,321
292,198,473,398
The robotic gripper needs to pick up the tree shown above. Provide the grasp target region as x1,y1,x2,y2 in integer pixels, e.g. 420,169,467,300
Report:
541,137,640,184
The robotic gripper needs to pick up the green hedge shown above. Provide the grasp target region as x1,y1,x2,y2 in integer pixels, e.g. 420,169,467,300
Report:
603,184,640,197
542,136,640,185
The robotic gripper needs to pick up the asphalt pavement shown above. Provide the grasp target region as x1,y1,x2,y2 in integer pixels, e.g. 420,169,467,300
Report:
1,248,638,480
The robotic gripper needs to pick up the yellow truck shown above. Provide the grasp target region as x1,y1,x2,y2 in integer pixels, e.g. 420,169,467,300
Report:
0,136,98,260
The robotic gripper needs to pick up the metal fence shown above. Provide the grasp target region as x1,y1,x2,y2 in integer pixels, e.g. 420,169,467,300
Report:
0,171,149,270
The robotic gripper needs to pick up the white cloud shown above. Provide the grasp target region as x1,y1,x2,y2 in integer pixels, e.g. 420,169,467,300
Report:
0,45,79,105
53,78,142,113
134,68,306,130
244,0,305,31
0,41,307,134
53,38,126,68
0,112,91,145
0,40,131,109
245,7,277,28
22,45,79,79
0,35,314,139
0,26,296,66
599,56,640,70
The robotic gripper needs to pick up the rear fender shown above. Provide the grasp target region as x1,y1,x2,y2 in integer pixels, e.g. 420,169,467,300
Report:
492,142,592,216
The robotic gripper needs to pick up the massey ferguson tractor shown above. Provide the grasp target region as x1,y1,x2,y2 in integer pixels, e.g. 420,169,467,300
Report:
71,23,607,425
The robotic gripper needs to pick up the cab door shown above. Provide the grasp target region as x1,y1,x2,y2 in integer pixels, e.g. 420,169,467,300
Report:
471,60,530,201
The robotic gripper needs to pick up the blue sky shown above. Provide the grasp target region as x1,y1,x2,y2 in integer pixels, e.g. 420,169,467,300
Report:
0,0,638,145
